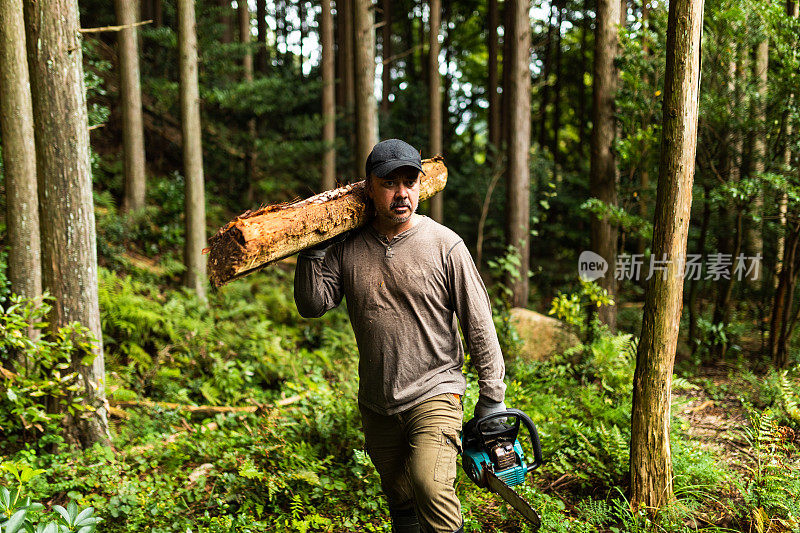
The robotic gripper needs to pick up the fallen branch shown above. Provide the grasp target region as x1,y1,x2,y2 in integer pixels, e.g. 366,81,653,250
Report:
109,393,307,418
79,20,152,33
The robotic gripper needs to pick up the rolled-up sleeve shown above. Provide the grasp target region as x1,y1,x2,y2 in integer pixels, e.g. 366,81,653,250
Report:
294,245,344,318
446,241,506,402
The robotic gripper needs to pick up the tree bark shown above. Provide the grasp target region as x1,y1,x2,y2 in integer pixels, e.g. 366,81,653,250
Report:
219,0,233,44
428,0,443,221
578,0,589,149
589,0,621,331
538,0,553,150
207,158,448,286
630,0,704,510
0,0,41,306
552,0,563,170
381,0,392,112
748,38,767,262
322,0,337,191
178,0,208,302
505,0,531,308
488,0,500,149
115,0,147,213
354,0,379,169
23,0,109,446
256,0,268,73
239,0,258,204
342,0,355,110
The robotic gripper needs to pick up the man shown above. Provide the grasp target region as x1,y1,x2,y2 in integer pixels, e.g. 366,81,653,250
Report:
294,139,507,533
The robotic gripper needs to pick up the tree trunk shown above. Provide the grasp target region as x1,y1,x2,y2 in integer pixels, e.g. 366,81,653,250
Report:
500,0,512,148
256,0,269,73
505,0,531,308
115,0,147,213
219,0,233,44
589,0,621,331
207,158,448,286
488,0,500,149
239,0,258,204
770,223,799,367
552,0,563,171
0,0,41,308
23,0,109,446
321,0,336,191
630,0,704,509
688,184,711,359
381,0,392,112
538,0,553,150
354,0,379,169
299,0,307,76
578,0,589,149
637,0,650,256
428,0,443,221
178,0,208,302
342,0,355,110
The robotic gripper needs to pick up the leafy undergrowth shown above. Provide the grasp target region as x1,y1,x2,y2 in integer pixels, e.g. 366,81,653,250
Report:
1,268,799,532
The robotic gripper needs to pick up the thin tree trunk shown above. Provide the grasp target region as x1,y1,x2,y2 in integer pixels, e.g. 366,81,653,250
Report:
24,0,109,446
630,0,704,509
381,0,392,112
300,0,307,76
552,0,563,170
219,0,233,43
589,0,621,331
688,184,711,358
770,224,799,367
115,0,147,212
322,0,337,190
637,0,650,256
256,0,269,73
429,0,443,221
538,0,553,150
178,0,208,302
506,0,531,308
342,0,355,110
0,0,42,323
500,0,512,148
488,0,500,149
578,1,589,149
240,0,258,204
354,0,379,169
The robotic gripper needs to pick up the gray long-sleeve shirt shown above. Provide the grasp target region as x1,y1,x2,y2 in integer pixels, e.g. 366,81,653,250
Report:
294,216,506,415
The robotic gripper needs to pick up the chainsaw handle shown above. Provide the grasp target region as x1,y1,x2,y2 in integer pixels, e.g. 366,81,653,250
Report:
503,409,544,471
472,408,544,471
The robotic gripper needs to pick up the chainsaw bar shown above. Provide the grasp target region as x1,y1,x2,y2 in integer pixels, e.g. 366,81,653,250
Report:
485,469,542,530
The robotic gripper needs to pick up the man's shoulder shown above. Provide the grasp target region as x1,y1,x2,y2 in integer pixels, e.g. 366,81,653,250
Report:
417,216,464,249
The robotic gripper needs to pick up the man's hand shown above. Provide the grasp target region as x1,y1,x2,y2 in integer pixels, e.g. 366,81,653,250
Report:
473,395,508,431
298,231,351,259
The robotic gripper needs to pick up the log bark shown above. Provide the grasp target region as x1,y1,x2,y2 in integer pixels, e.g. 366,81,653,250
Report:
630,0,704,510
206,158,448,287
0,0,41,305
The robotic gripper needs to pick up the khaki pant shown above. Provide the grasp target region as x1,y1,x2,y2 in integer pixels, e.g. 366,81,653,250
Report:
359,393,464,533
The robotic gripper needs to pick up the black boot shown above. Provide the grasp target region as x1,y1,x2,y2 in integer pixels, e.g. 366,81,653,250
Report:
390,507,420,533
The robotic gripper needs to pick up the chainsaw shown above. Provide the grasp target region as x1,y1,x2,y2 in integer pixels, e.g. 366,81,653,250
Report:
462,408,544,530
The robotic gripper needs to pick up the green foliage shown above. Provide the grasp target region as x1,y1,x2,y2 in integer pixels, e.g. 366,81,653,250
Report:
0,461,99,533
0,295,100,452
548,280,616,340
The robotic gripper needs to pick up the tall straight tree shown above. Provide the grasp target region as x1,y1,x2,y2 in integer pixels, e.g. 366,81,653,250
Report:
630,0,704,509
115,0,147,212
589,0,621,330
487,0,500,149
354,0,378,168
239,0,258,203
256,0,269,73
429,0,443,221
321,0,336,190
178,0,208,302
0,0,41,306
506,0,532,308
381,0,392,113
23,0,109,446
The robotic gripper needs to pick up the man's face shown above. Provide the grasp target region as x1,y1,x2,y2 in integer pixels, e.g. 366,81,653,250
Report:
367,166,422,226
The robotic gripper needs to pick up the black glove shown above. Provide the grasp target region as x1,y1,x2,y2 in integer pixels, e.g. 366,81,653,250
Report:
473,395,508,431
298,231,352,259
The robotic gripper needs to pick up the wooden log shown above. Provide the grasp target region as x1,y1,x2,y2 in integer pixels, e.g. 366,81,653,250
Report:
205,157,447,287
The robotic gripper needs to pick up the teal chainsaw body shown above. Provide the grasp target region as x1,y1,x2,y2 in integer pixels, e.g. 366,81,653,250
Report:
462,408,544,528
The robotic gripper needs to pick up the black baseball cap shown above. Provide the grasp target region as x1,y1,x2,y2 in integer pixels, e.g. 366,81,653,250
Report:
365,139,425,178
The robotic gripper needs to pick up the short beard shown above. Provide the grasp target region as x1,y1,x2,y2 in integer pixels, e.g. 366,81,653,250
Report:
387,202,417,224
